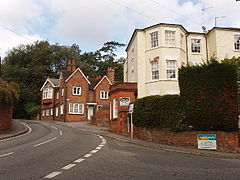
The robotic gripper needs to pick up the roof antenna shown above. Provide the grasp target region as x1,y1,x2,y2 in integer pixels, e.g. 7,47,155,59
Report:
214,16,226,27
202,4,213,32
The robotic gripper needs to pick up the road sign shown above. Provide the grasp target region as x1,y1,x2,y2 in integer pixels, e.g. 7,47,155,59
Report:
129,104,134,113
197,134,217,149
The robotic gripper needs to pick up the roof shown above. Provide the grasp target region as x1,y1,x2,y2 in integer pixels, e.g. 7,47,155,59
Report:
89,78,101,90
65,68,91,84
60,70,72,81
207,27,240,34
93,76,112,90
40,78,59,91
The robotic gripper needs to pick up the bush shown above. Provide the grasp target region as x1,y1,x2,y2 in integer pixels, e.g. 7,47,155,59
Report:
24,102,40,118
0,81,20,105
179,59,238,131
133,95,187,132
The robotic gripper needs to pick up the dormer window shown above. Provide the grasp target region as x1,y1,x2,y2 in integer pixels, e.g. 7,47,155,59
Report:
72,86,81,95
43,87,53,99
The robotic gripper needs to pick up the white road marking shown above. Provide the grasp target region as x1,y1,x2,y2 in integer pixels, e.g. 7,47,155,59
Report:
0,152,14,158
98,144,104,147
59,130,63,136
33,137,58,147
74,158,85,163
83,153,92,158
90,150,98,153
0,122,32,142
44,172,62,179
61,164,76,170
96,146,102,150
51,126,58,130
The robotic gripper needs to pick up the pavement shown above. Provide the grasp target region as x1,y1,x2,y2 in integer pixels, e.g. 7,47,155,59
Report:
2,120,240,159
0,119,29,140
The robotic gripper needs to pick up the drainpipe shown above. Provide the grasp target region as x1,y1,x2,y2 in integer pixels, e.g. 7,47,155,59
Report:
63,85,67,122
204,34,209,60
186,33,189,65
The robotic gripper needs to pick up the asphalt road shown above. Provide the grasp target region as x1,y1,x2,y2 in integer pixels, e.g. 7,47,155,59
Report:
1,121,240,180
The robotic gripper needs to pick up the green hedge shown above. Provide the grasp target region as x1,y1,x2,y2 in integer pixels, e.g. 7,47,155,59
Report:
179,60,238,131
133,95,187,132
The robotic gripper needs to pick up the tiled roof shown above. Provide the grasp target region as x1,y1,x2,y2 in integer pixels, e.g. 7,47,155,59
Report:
88,78,101,90
48,78,59,86
61,70,72,81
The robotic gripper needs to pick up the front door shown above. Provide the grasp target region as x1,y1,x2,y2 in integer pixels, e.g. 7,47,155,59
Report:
87,106,94,120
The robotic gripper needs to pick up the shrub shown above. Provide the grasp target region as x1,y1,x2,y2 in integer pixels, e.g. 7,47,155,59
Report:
179,59,238,131
24,102,40,118
133,95,187,132
0,81,20,105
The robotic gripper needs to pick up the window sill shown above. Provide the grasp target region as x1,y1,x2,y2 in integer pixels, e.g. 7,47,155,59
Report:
234,49,240,52
191,52,201,55
146,79,178,83
69,113,84,115
72,94,81,96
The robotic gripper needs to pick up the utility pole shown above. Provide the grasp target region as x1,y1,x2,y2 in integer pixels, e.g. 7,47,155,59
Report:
201,5,213,28
214,16,226,27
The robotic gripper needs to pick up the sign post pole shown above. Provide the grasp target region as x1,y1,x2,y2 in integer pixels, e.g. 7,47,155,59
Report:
129,104,134,138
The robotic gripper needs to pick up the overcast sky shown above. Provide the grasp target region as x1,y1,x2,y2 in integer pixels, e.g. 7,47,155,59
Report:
0,0,240,59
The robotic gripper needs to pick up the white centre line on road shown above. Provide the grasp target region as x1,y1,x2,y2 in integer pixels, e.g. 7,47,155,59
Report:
33,137,58,147
74,158,85,163
90,149,98,153
59,130,63,136
61,164,76,170
0,152,14,158
44,172,62,179
96,146,102,150
83,153,92,158
51,126,58,130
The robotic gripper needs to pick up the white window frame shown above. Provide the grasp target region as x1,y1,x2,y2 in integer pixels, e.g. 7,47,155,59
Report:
165,30,175,47
56,92,59,100
50,108,53,116
60,104,64,115
166,60,177,79
61,88,64,96
113,98,118,119
100,91,109,100
42,87,53,99
42,110,45,117
46,109,49,116
191,39,201,54
56,107,58,117
151,61,159,80
72,86,81,96
234,34,240,51
69,103,84,114
150,31,158,48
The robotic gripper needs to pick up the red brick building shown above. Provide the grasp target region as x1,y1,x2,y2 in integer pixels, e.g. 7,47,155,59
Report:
109,82,137,134
40,60,113,123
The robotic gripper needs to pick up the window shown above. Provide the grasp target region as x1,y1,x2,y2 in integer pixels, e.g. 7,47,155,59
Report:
166,60,176,79
42,110,45,117
113,98,118,119
165,30,175,46
46,109,49,116
56,92,59,100
69,103,84,114
42,88,53,99
180,33,184,49
100,91,108,99
151,61,159,80
56,107,58,117
72,86,81,95
50,108,53,116
191,39,201,53
61,88,64,96
60,104,64,115
234,34,240,51
150,31,158,48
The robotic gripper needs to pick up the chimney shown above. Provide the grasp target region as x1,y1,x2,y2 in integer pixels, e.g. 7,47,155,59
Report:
66,59,77,72
106,67,115,83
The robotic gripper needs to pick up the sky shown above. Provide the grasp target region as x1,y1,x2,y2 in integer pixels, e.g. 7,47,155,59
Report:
0,0,240,59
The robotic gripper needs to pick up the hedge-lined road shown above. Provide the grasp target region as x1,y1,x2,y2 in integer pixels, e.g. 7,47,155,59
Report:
1,121,240,180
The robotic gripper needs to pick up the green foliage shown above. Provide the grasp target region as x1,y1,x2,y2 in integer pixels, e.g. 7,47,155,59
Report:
0,81,20,105
179,59,238,131
24,102,40,118
133,95,187,132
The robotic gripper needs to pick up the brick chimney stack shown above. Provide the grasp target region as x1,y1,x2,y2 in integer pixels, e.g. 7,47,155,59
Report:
106,67,115,83
66,59,77,72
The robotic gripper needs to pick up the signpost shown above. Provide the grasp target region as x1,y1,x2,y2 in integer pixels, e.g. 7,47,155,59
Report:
197,134,217,149
129,104,134,138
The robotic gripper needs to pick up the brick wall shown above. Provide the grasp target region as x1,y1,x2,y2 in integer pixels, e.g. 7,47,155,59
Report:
0,103,13,133
133,127,240,152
